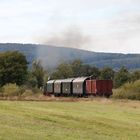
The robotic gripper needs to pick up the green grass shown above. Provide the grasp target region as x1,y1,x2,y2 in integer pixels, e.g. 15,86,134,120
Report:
0,99,140,140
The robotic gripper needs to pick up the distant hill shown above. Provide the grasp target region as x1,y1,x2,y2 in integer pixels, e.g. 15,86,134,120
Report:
0,43,140,70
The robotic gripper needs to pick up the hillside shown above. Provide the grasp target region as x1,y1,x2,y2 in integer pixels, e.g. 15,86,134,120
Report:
0,43,140,70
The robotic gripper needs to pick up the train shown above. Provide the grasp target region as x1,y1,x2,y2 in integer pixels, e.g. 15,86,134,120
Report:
43,77,113,97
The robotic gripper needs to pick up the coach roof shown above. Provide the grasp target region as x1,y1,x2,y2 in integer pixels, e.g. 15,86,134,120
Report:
61,78,75,83
47,80,55,84
73,77,89,83
54,79,64,83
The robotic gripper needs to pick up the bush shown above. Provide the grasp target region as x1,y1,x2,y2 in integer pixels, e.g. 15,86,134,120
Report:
112,80,140,100
31,87,42,94
21,88,42,97
22,85,42,94
22,90,34,97
2,83,25,97
0,87,3,96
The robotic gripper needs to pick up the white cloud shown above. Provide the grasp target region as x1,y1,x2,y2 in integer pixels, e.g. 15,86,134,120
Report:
87,11,140,53
0,0,140,53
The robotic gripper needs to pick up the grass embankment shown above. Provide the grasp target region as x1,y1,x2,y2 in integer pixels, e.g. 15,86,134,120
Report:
0,99,140,140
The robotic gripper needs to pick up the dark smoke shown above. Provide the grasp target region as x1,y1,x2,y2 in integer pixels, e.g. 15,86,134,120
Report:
42,26,92,49
36,26,92,68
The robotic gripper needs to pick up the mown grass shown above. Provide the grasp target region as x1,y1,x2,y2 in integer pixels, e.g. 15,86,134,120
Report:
0,99,140,140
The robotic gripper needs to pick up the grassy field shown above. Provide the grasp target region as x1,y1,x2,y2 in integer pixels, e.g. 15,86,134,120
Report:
0,99,140,140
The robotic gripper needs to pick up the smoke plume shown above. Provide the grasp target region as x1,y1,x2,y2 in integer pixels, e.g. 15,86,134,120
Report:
36,26,92,68
41,26,92,49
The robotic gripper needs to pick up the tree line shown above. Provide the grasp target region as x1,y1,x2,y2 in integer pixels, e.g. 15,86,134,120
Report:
0,51,140,90
50,59,139,88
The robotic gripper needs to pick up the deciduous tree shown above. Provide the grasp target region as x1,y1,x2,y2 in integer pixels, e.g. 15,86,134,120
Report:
100,67,114,80
0,51,28,86
32,60,45,88
114,66,130,88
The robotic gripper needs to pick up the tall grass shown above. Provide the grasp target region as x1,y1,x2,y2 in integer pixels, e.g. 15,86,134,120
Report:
112,80,140,100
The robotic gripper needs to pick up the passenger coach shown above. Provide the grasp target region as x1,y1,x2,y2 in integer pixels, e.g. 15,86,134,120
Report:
61,78,74,96
72,77,89,96
54,80,62,96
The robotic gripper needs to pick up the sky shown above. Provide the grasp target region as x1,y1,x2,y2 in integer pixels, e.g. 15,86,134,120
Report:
0,0,140,53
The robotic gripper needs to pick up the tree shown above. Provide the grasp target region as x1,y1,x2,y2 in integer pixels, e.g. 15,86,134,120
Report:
80,64,92,77
32,60,45,88
114,66,130,88
130,70,140,82
51,63,73,79
90,66,100,78
80,65,100,78
51,60,101,79
26,71,37,88
100,67,114,80
0,51,28,86
71,59,83,77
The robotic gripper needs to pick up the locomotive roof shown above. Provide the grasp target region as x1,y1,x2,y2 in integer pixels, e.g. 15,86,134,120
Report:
73,77,89,83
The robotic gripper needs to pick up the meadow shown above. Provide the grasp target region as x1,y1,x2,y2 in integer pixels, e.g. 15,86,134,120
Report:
0,99,140,140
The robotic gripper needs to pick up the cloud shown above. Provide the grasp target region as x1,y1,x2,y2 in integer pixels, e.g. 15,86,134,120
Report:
86,10,140,53
0,0,140,53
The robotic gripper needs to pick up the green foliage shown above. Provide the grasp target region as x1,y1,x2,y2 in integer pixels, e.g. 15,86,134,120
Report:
0,87,3,96
1,83,41,97
90,66,100,78
79,65,100,77
43,73,49,83
112,80,140,100
71,59,83,77
51,60,101,79
21,90,34,97
80,64,92,76
114,66,130,88
2,83,25,97
100,67,115,80
71,60,100,77
26,71,38,88
48,59,140,90
32,60,45,88
51,63,73,79
31,87,42,94
0,51,28,86
130,70,140,82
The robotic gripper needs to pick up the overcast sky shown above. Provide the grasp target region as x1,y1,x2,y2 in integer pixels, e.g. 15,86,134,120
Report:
0,0,140,53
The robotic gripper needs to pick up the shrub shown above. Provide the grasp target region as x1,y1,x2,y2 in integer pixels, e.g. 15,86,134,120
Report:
0,87,3,96
2,83,25,97
112,80,140,100
22,90,33,97
31,87,42,94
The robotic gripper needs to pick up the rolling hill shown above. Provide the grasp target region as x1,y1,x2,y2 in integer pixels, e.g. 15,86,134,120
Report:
0,43,140,70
